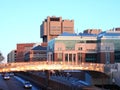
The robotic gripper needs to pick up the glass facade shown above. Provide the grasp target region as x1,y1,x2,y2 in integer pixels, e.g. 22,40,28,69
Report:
98,31,120,63
47,31,120,63
55,40,97,50
115,51,120,62
85,53,97,63
56,40,76,50
47,39,55,52
101,39,120,51
100,39,120,62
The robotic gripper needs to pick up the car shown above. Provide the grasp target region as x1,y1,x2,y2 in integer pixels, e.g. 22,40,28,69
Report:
9,72,14,77
24,81,32,88
3,75,10,80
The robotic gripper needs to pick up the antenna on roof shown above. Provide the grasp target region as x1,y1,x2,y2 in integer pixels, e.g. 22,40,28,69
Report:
77,28,78,35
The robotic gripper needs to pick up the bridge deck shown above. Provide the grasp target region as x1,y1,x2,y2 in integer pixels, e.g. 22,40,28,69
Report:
0,61,105,73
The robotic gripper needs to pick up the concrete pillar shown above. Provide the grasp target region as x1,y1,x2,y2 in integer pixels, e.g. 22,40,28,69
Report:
76,53,78,64
68,54,69,63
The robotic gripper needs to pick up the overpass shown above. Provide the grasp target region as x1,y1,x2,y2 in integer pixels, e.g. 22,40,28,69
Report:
1,61,119,87
0,61,105,73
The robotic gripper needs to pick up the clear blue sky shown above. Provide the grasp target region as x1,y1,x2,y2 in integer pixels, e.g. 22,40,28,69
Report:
0,0,120,61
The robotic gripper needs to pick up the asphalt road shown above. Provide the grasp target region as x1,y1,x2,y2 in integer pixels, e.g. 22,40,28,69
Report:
0,74,40,90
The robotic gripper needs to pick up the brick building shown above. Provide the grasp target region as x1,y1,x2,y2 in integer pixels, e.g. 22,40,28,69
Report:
16,43,35,62
83,29,102,34
40,16,74,42
47,32,101,63
47,31,120,64
24,45,47,61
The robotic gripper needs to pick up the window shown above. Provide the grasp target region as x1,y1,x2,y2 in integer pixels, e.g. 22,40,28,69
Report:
78,41,84,43
78,53,82,62
78,47,82,50
69,54,72,61
58,47,62,51
73,54,76,62
85,54,97,63
65,54,68,61
58,53,62,61
86,40,97,43
106,47,110,51
105,52,110,64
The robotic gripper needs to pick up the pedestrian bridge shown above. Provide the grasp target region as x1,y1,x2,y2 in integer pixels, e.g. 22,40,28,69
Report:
0,61,106,73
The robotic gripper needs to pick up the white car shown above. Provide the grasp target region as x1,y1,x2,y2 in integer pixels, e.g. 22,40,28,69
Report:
3,75,10,80
24,81,32,88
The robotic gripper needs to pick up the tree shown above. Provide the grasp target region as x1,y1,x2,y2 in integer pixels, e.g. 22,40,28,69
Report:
0,52,4,62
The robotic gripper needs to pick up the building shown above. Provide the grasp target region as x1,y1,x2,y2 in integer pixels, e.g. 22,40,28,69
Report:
47,31,120,64
16,43,35,62
0,51,4,62
98,30,120,63
7,50,17,63
40,16,74,42
115,27,120,31
24,45,47,61
47,32,100,63
83,29,102,35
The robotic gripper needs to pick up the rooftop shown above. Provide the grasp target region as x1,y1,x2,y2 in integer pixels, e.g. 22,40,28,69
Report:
98,31,120,38
32,45,47,50
60,32,97,37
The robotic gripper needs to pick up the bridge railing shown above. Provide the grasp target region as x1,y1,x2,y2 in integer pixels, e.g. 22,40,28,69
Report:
0,61,105,73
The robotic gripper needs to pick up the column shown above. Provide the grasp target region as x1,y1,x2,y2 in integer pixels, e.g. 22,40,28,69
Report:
76,53,78,65
72,53,73,63
68,53,69,63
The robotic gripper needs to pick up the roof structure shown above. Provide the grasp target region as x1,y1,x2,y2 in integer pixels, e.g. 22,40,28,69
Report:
79,33,97,37
98,31,120,38
60,32,77,36
32,45,47,50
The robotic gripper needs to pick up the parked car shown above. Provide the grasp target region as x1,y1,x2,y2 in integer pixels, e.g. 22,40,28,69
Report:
24,81,32,88
3,74,10,80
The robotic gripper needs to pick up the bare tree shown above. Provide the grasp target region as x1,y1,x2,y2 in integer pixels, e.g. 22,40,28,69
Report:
0,51,4,62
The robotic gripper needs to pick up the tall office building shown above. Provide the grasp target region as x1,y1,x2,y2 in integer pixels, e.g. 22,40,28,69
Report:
40,16,74,42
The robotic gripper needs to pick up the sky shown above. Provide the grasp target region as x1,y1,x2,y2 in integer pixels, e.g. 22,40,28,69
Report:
0,0,120,62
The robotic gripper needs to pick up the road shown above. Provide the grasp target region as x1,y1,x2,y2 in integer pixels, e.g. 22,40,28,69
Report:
0,74,41,90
